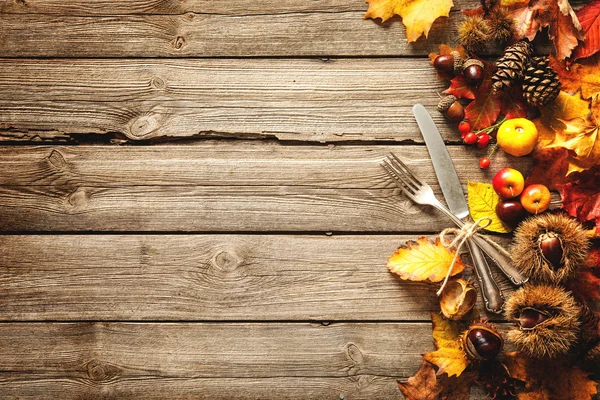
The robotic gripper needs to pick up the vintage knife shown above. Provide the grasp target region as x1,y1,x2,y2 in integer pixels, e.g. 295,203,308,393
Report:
413,105,525,312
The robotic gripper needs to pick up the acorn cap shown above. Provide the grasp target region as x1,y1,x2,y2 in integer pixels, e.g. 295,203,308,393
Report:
505,284,581,359
451,50,464,73
462,58,484,70
437,95,458,113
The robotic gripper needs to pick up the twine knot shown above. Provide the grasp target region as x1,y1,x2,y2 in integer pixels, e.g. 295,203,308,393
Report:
436,217,492,296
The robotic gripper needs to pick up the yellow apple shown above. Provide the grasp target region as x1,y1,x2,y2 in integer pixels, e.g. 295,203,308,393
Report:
497,118,539,157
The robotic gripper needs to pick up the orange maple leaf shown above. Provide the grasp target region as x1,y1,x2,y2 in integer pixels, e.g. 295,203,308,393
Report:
423,313,470,378
364,0,454,42
551,54,600,100
505,352,598,400
387,237,466,283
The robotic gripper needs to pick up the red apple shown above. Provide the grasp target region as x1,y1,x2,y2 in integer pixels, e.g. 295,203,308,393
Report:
520,184,551,214
492,168,525,199
495,200,527,227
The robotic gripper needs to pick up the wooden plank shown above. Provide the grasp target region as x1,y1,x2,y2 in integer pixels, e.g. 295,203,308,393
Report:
0,3,471,57
0,322,494,399
0,234,516,321
0,58,454,143
0,144,533,232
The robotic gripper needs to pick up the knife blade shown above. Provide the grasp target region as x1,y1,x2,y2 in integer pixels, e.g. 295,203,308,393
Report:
412,104,509,313
411,104,527,286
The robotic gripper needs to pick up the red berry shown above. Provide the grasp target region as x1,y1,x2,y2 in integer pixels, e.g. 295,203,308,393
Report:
464,132,477,145
458,120,471,135
477,132,490,148
479,157,491,169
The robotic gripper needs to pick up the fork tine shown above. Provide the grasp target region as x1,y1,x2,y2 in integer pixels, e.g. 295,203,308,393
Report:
381,159,417,195
383,155,420,191
389,153,422,187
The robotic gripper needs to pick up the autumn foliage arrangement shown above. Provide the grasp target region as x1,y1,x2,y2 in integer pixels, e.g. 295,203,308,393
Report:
364,0,600,398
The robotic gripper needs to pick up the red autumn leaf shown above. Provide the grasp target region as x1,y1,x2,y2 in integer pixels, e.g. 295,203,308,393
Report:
556,166,600,232
444,75,476,100
526,147,572,190
501,89,528,120
572,0,600,61
465,80,503,130
566,268,600,303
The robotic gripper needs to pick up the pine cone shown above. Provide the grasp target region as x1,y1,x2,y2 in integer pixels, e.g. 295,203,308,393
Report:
522,56,561,107
492,40,532,92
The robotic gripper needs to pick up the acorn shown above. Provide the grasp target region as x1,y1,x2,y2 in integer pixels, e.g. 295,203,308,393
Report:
462,58,485,87
437,95,464,122
433,50,464,76
462,322,504,361
505,284,581,359
511,213,589,284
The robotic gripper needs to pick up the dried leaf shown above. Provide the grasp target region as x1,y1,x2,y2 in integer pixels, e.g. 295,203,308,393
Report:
398,360,442,400
438,371,477,400
444,75,476,100
501,90,528,120
551,54,600,99
387,237,466,283
439,278,477,320
556,165,600,232
504,352,598,400
477,361,517,400
364,0,454,42
423,313,470,377
467,181,511,233
572,0,600,61
505,0,583,60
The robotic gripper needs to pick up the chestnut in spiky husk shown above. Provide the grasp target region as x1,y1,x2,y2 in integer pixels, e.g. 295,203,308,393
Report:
511,213,589,284
462,322,504,361
505,284,581,358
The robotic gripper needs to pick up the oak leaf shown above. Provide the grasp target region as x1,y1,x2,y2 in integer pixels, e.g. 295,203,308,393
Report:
504,352,598,400
550,54,600,99
467,181,511,233
387,237,466,282
506,0,583,60
423,313,470,377
364,0,454,42
572,0,600,61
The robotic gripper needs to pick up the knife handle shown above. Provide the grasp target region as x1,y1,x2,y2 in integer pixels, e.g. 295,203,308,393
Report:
471,234,528,285
466,239,504,314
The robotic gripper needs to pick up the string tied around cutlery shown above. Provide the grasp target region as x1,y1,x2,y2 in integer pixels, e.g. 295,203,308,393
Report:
436,217,492,296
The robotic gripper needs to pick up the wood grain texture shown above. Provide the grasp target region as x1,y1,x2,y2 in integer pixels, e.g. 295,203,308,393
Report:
0,58,453,143
0,322,479,399
0,144,532,232
0,234,516,321
0,0,473,57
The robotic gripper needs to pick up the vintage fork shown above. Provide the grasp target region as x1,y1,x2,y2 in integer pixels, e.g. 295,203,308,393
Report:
381,153,507,313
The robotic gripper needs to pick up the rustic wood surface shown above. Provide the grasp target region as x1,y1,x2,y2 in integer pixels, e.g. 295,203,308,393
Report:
0,0,597,398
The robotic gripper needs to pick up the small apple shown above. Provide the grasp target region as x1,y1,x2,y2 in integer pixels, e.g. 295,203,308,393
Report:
520,184,551,214
495,200,527,227
497,118,539,157
492,168,525,199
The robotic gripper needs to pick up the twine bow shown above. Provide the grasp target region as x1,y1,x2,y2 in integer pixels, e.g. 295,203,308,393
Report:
436,217,492,296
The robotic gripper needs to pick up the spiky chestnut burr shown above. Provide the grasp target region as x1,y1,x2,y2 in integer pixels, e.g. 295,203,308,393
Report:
505,284,581,359
511,213,589,284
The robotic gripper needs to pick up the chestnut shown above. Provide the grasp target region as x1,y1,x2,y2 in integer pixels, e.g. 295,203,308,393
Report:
462,323,503,361
519,307,550,330
537,232,564,268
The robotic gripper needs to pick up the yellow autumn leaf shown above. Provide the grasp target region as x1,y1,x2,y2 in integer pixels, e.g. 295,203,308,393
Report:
423,313,470,377
387,237,465,282
364,0,454,42
467,181,511,233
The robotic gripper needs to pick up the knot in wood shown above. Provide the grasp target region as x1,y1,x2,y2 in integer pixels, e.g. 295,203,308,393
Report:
213,250,242,272
67,188,89,209
150,76,166,90
86,360,122,382
346,343,364,365
46,149,67,170
172,36,186,50
127,113,163,140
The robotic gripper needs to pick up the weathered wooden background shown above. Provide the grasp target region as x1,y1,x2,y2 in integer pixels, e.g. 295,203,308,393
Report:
0,0,597,399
